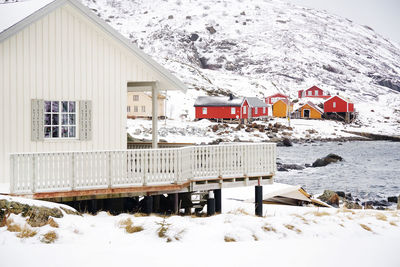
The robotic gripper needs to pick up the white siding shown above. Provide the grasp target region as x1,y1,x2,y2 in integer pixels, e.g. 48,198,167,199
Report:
0,3,178,183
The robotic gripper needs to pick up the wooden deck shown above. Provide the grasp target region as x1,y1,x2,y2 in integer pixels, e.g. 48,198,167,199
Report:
8,143,276,200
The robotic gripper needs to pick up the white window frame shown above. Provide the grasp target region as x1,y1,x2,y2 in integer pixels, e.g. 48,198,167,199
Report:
127,106,131,112
134,106,138,112
202,107,207,115
333,102,336,108
141,106,146,112
243,106,247,114
231,107,236,114
44,100,78,140
263,107,266,114
133,95,139,101
254,107,258,114
308,91,312,96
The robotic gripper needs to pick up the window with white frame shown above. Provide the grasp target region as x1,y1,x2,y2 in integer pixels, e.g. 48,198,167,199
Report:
263,107,266,114
44,101,76,139
134,106,138,112
127,106,131,112
333,102,336,108
202,107,207,115
141,106,146,112
231,107,236,114
308,91,312,96
133,95,139,101
254,108,258,114
243,106,247,114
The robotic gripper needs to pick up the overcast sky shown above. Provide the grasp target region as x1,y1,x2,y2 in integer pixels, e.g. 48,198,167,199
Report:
285,0,400,44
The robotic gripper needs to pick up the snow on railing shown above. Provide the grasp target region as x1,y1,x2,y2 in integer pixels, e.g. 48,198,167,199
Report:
9,143,276,194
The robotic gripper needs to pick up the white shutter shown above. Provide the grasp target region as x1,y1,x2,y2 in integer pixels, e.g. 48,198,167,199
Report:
79,100,92,141
31,99,44,141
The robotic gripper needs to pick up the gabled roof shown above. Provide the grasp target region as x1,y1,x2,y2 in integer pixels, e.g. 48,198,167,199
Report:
0,0,187,92
266,93,288,99
245,97,269,108
324,95,353,104
273,99,292,105
298,101,323,114
306,85,323,92
194,96,244,107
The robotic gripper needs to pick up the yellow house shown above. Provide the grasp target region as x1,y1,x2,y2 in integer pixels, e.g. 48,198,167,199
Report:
298,102,323,119
272,99,293,118
127,92,166,118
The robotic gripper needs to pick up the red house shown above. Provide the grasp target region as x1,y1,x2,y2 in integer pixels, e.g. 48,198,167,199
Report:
265,93,289,105
298,86,330,99
324,95,354,113
194,95,249,120
245,97,269,118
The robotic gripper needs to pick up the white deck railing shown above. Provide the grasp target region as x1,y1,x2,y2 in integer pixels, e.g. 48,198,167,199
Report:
9,143,276,194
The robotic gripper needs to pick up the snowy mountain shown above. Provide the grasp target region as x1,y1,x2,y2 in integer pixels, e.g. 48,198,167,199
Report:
85,0,399,129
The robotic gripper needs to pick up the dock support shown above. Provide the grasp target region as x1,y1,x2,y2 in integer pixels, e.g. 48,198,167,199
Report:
207,191,215,216
144,195,153,215
214,189,222,213
153,195,160,213
255,185,263,217
173,193,179,214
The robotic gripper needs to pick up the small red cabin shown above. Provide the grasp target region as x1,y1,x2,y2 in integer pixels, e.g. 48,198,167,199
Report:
194,96,249,120
324,95,354,113
299,86,330,99
265,93,289,105
246,97,269,118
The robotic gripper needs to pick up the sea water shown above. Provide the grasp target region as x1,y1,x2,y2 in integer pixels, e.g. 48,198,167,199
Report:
275,141,400,201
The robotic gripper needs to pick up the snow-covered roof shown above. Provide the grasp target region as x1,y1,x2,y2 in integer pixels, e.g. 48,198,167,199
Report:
245,97,269,108
194,96,244,107
325,95,353,104
298,101,324,114
0,0,187,92
0,0,55,35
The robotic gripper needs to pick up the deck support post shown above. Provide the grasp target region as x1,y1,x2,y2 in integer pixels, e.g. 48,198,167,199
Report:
144,195,153,215
207,191,215,216
152,84,159,149
153,195,160,213
173,193,179,214
255,185,263,217
214,189,222,213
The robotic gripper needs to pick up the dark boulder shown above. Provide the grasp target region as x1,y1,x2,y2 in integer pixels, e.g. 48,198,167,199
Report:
388,196,398,203
312,153,343,167
318,190,339,207
280,164,304,170
190,33,199,41
206,26,216,34
282,138,293,147
336,191,346,198
343,201,362,209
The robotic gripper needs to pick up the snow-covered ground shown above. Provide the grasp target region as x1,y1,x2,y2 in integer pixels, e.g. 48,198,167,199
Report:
127,116,399,144
2,187,400,267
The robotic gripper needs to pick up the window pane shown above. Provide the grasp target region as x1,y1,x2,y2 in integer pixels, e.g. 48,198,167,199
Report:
62,114,68,125
52,101,59,112
69,114,75,125
61,126,69,137
44,101,51,112
44,114,51,125
52,127,59,138
62,101,68,112
52,114,59,125
44,127,51,138
69,102,75,112
69,126,76,138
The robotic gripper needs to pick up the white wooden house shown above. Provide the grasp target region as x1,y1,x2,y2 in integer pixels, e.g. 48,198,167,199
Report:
127,91,165,118
0,0,276,202
0,0,186,186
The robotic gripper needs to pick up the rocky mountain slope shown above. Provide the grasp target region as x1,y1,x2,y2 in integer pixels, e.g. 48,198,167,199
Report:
82,0,400,131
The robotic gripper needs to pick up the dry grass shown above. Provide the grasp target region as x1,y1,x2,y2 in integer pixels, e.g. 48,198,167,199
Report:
262,224,277,233
118,218,144,234
339,223,345,227
313,211,331,217
389,221,397,227
284,224,302,234
16,225,37,238
228,208,251,216
41,231,58,243
337,208,356,215
6,219,22,232
156,218,171,239
252,234,259,241
375,213,387,221
224,236,236,242
292,214,309,225
126,225,144,234
359,223,372,232
47,218,59,228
